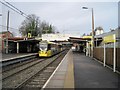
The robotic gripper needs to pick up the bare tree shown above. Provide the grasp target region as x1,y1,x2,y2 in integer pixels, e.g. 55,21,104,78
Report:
19,14,41,37
40,21,55,34
19,14,56,37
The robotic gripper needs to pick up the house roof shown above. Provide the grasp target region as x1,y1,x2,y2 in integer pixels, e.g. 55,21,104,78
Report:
0,31,12,34
7,37,33,41
3,37,40,43
95,27,103,31
95,29,119,38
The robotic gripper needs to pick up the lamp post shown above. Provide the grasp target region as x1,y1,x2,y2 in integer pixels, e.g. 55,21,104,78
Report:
82,7,94,58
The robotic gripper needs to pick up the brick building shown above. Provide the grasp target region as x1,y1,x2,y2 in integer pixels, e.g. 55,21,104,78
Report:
0,31,13,53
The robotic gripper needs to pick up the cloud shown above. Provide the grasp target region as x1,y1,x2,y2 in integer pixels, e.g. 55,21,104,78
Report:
9,0,120,2
2,2,118,36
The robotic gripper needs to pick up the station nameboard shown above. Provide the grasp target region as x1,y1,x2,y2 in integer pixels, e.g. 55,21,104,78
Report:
103,34,116,43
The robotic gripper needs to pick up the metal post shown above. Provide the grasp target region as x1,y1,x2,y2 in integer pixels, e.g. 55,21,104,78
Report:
17,42,19,53
104,43,106,67
113,34,116,72
89,43,91,57
82,7,94,58
96,38,97,47
6,11,9,54
91,8,94,58
86,40,88,56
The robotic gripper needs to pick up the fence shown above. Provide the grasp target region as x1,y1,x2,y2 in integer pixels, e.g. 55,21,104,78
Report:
93,48,120,72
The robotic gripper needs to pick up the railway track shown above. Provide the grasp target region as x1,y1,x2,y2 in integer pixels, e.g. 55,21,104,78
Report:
2,57,39,73
2,58,44,80
17,51,67,89
0,54,39,75
2,54,38,67
2,50,68,89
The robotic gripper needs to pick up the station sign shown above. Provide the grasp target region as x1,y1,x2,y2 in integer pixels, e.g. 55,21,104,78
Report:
28,33,31,38
103,34,116,43
82,36,92,39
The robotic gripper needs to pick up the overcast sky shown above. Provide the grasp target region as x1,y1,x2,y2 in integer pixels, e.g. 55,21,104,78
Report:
1,0,119,36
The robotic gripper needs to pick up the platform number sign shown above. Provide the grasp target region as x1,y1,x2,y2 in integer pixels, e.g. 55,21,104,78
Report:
28,33,31,38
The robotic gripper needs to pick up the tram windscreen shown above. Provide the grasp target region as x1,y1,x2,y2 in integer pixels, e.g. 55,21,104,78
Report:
39,43,48,51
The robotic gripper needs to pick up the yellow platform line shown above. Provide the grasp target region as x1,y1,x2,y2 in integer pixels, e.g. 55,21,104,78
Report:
64,49,74,88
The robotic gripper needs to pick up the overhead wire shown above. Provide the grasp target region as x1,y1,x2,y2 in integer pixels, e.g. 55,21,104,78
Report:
3,0,24,15
0,1,22,15
0,0,29,19
0,0,31,33
3,0,28,17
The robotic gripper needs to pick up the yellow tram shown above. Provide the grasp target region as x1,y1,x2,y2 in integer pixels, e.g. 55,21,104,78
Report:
38,40,62,57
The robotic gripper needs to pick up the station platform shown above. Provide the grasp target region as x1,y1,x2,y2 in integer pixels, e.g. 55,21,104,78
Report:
43,49,119,89
43,49,74,88
1,53,38,62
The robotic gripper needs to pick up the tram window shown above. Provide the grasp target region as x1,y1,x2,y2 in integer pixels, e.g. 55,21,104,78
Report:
51,44,56,50
40,44,47,51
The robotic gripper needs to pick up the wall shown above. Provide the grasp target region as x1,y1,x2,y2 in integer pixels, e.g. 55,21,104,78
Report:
93,48,120,72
